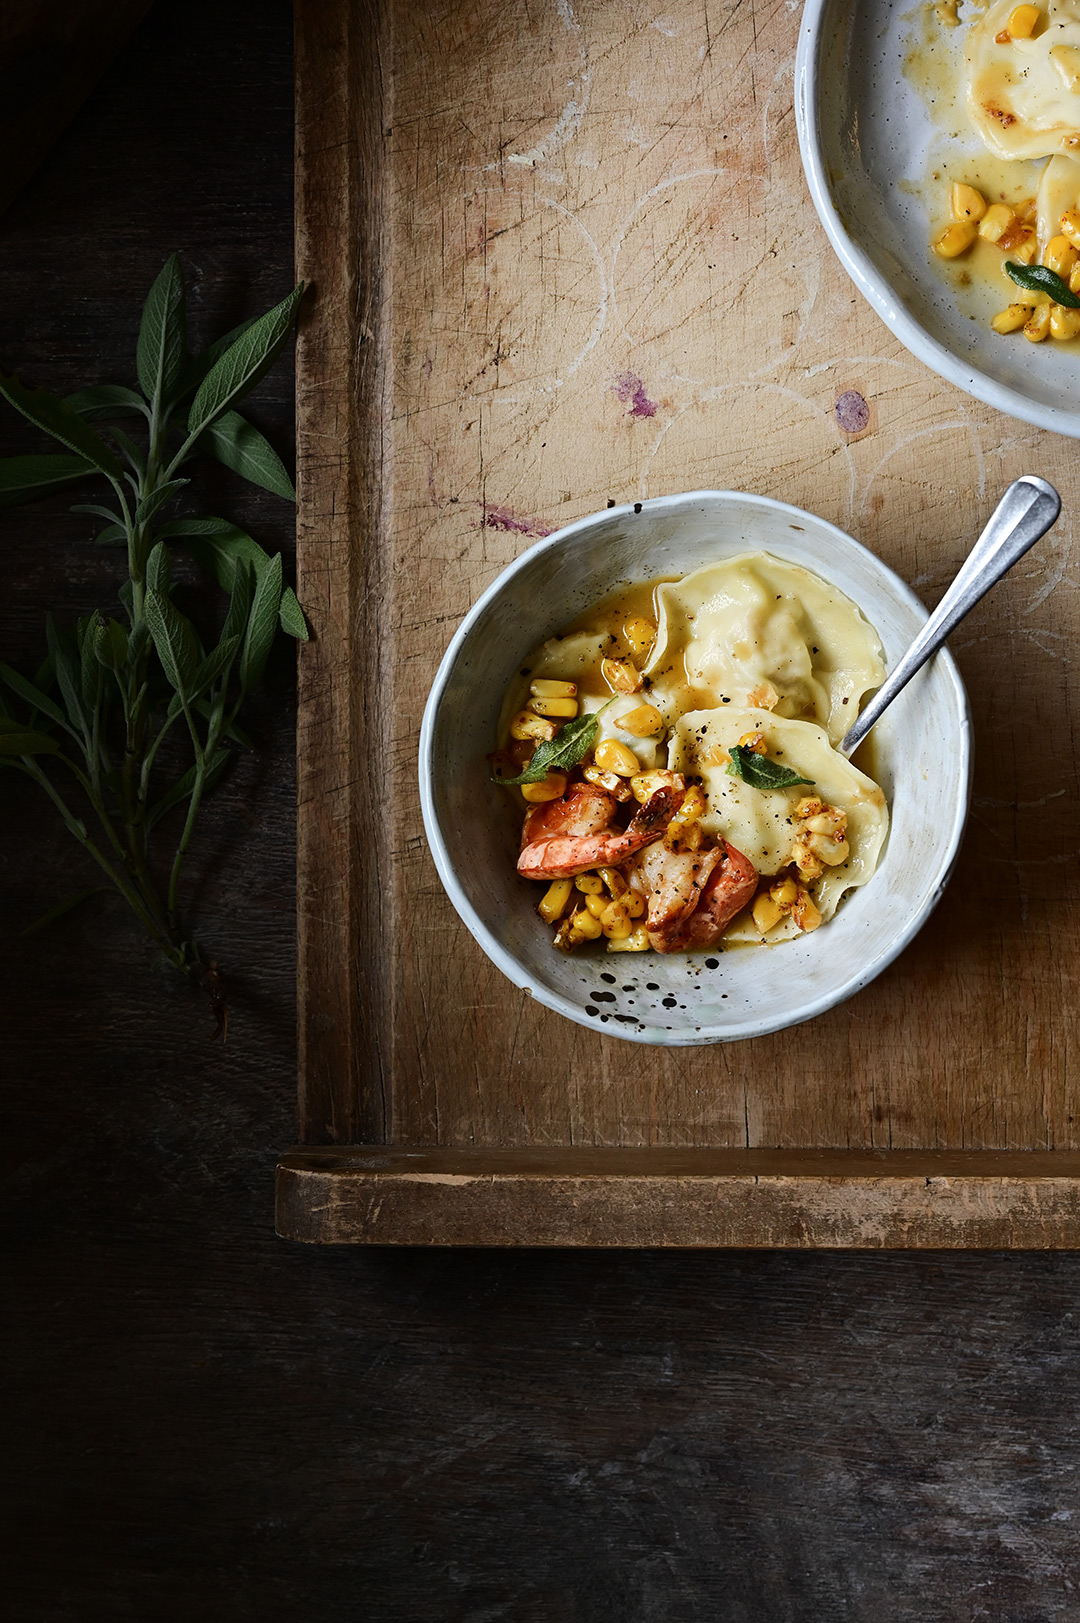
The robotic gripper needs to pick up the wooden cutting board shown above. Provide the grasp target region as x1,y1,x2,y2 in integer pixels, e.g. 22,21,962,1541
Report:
280,0,1080,1246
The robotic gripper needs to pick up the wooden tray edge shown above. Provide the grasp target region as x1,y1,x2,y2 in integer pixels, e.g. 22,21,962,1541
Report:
275,1148,1080,1247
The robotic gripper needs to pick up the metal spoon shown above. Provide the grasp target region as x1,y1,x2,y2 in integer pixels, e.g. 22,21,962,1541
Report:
840,475,1061,757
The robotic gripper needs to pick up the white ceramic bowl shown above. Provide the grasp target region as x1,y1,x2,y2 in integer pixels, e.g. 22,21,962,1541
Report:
420,491,971,1046
796,0,1080,439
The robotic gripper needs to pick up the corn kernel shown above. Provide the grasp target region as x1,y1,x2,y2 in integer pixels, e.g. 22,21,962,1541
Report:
595,738,641,776
809,832,850,866
623,618,656,660
601,656,643,694
574,909,603,941
576,874,605,895
538,879,573,924
606,923,650,952
1007,3,1041,36
1071,263,1080,295
1010,233,1038,264
933,221,977,259
554,906,603,950
529,695,578,718
521,771,568,803
630,768,684,803
792,843,825,880
1050,304,1080,340
584,894,608,919
979,202,1016,243
951,182,986,223
622,890,645,918
529,678,576,699
601,903,633,939
771,877,798,908
582,763,633,800
991,302,1034,334
737,730,768,754
1061,208,1080,249
1045,235,1078,279
752,893,784,933
599,866,628,897
795,795,825,819
1024,303,1052,342
791,887,822,933
805,813,838,835
510,709,557,743
617,702,665,736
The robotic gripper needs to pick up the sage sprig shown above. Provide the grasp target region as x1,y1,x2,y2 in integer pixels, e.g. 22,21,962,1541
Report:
0,255,308,1030
493,698,616,786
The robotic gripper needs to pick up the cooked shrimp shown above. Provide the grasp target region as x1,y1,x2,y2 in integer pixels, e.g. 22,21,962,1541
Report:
517,786,679,880
520,783,617,850
631,838,757,952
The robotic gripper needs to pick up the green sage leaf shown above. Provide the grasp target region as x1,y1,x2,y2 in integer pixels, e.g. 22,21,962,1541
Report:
1004,260,1080,308
725,744,814,790
0,723,60,757
221,559,254,645
146,540,171,593
178,316,260,397
187,283,304,440
71,503,124,524
93,618,129,672
144,588,199,694
0,453,97,509
94,523,128,546
65,384,148,422
0,663,68,728
135,477,188,530
197,409,296,500
136,253,186,403
239,551,283,691
493,700,616,786
0,372,123,480
278,584,309,640
188,634,241,701
21,886,109,935
46,615,85,732
80,613,104,708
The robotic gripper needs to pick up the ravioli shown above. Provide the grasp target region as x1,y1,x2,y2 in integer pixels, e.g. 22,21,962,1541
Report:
965,0,1080,162
643,554,885,744
669,707,889,941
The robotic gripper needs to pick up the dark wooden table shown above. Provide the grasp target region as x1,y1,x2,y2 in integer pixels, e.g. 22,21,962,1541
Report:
4,3,1080,1617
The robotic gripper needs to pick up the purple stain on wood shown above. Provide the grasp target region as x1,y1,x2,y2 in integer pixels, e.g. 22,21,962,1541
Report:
614,372,658,419
483,506,553,537
835,390,870,434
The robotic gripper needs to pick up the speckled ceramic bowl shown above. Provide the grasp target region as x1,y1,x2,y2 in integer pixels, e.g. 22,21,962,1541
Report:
419,491,971,1045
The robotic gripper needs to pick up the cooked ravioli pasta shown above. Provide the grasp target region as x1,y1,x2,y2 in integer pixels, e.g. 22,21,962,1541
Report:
498,552,890,954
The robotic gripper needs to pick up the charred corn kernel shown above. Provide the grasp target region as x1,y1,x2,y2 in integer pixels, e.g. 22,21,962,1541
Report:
704,746,730,767
809,833,850,866
737,729,768,754
752,893,784,933
582,763,633,800
607,923,650,952
771,877,798,908
554,906,603,950
747,682,780,711
538,879,573,924
574,909,603,941
791,887,822,933
793,845,825,880
1011,233,1038,264
805,813,838,835
622,890,645,918
1025,303,1052,342
623,617,656,659
631,768,684,803
795,795,825,819
1061,208,1080,249
510,709,557,743
1046,236,1078,279
664,784,708,850
529,695,578,718
584,894,608,919
1070,263,1080,295
601,656,643,694
529,678,576,699
601,903,633,939
992,302,1035,334
595,738,641,776
520,771,567,803
1007,2,1041,36
951,182,986,223
617,702,665,736
1018,196,1039,224
1050,303,1080,340
576,874,604,894
979,202,1016,243
934,221,977,259
599,866,628,897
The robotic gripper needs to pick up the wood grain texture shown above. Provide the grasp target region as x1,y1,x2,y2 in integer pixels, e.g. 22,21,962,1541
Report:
0,0,152,217
293,0,1080,1239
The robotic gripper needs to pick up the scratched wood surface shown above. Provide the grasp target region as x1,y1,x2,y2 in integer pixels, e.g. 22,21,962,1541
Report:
294,0,1080,1205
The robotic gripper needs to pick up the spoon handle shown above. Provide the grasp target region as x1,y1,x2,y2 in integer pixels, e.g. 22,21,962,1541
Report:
840,476,1061,757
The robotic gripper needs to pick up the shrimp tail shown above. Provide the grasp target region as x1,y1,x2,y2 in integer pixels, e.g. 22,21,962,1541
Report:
517,785,680,880
661,840,758,952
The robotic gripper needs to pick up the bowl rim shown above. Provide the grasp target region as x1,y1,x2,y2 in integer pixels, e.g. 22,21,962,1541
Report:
419,489,973,1045
794,0,1080,442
